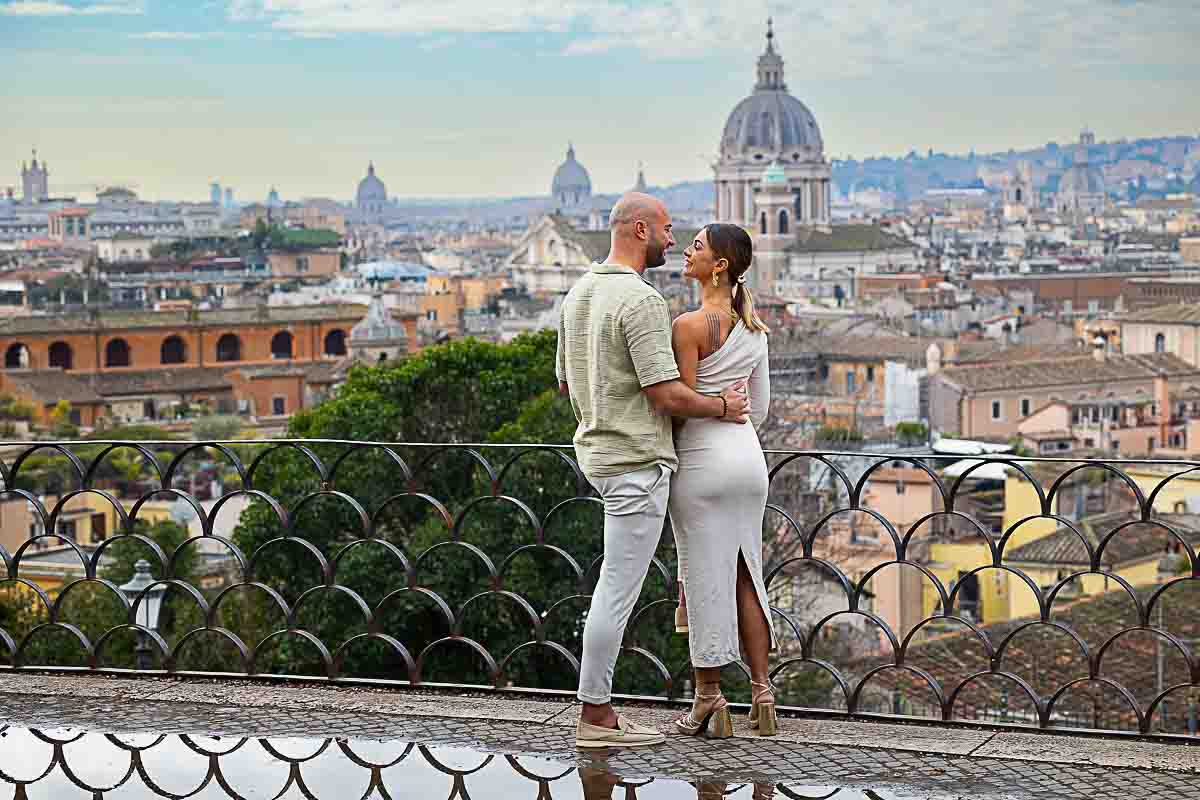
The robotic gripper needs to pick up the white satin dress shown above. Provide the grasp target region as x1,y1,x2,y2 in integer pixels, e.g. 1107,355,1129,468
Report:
669,320,778,668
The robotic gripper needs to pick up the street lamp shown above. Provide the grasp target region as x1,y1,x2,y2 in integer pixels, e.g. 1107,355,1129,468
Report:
119,559,165,671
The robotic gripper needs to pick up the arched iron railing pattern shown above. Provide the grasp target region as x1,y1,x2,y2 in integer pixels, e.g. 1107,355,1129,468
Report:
0,439,1198,739
0,726,806,798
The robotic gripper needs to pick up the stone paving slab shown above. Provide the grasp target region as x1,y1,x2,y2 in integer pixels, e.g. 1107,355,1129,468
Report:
1,674,1198,778
975,730,1200,773
0,688,1197,799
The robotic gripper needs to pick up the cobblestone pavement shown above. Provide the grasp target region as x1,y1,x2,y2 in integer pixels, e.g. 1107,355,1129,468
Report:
0,689,1196,799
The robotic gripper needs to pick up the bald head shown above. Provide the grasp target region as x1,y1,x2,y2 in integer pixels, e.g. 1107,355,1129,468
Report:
610,192,666,228
608,192,674,270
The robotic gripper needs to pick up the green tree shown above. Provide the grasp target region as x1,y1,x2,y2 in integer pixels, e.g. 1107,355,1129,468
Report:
227,331,672,688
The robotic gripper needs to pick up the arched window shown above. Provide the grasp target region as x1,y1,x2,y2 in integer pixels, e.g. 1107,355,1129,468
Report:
104,338,131,368
794,192,803,220
216,333,242,362
161,335,187,365
4,343,29,369
48,341,73,370
778,209,789,235
1155,333,1166,353
324,329,347,357
271,331,294,359
759,212,767,235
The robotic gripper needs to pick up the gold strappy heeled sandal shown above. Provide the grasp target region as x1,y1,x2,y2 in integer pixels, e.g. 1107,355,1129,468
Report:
674,683,734,739
749,680,778,736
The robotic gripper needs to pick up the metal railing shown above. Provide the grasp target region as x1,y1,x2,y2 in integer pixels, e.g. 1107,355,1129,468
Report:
1,439,1199,739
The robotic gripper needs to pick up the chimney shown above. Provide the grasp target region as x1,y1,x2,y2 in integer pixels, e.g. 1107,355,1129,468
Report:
1155,370,1170,450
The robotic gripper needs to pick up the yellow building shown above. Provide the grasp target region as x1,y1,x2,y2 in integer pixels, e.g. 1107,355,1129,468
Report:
0,493,175,592
922,462,1200,624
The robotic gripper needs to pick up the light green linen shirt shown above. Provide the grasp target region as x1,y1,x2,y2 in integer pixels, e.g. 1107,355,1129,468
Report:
556,262,681,478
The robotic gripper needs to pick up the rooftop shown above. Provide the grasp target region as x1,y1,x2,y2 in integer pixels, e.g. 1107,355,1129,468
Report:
936,352,1200,393
1122,302,1200,325
786,224,916,254
1006,510,1200,566
0,303,366,335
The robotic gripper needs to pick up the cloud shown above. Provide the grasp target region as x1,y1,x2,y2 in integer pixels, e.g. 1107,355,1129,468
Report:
128,30,228,39
0,0,142,14
220,0,1200,76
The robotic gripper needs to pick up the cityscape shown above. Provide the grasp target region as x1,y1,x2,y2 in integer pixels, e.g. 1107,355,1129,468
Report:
2,3,1200,795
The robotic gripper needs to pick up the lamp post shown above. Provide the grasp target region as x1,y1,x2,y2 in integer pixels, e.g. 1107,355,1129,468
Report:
119,559,165,672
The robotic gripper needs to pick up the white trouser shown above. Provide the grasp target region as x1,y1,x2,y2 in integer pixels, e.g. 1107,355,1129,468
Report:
576,463,671,705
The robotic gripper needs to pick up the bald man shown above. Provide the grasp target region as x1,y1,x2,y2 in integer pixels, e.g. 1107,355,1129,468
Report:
557,193,749,748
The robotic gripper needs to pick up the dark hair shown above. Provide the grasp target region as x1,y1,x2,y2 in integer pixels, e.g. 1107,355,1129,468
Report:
703,223,768,333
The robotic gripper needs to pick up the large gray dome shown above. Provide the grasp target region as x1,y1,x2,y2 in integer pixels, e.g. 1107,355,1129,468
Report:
720,20,824,162
722,91,824,160
356,162,387,211
551,144,592,200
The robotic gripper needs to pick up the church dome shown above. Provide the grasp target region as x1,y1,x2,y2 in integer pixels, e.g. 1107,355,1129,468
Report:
720,21,824,162
356,162,388,210
551,144,592,205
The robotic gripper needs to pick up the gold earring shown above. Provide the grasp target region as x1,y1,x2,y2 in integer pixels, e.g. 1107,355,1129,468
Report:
711,273,720,288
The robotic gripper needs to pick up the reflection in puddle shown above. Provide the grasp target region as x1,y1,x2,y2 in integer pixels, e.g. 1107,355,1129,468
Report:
0,726,938,798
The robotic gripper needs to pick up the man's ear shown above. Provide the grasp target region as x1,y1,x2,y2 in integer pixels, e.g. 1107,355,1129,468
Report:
634,220,648,240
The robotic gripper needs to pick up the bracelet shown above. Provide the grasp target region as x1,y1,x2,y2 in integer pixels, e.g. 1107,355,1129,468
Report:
720,396,728,418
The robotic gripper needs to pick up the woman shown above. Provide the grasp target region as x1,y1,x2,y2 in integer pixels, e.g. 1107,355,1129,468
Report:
668,223,777,738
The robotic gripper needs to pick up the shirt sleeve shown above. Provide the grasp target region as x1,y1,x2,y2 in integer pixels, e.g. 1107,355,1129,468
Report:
749,341,771,428
622,294,681,388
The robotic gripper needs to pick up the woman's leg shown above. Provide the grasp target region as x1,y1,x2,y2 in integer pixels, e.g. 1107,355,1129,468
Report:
735,551,772,696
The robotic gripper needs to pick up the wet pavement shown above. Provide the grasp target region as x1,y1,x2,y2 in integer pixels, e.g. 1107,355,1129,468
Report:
0,678,1197,798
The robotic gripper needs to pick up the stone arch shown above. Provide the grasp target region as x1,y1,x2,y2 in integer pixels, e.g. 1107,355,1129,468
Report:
104,338,131,368
160,335,187,365
270,330,294,359
4,342,29,369
48,341,72,370
216,333,242,362
324,329,347,357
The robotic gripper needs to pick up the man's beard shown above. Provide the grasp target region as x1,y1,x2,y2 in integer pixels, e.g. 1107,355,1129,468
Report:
645,233,667,268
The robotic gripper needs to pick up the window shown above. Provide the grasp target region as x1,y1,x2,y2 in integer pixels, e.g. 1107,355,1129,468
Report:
1020,397,1031,417
57,520,77,542
324,329,347,356
1084,438,1095,447
760,212,767,234
991,400,1002,420
68,409,81,425
1155,333,1166,353
161,335,187,364
426,309,438,322
1148,437,1156,451
296,256,309,273
272,396,286,415
847,372,856,394
866,366,875,383
778,209,789,235
1111,439,1120,450
48,341,72,370
216,333,242,362
270,331,294,359
104,338,131,368
1057,441,1071,451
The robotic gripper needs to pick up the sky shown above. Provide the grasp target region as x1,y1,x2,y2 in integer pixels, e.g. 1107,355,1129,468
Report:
2,0,1199,202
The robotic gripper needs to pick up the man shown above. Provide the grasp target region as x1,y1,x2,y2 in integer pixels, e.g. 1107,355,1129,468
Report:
557,192,750,748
